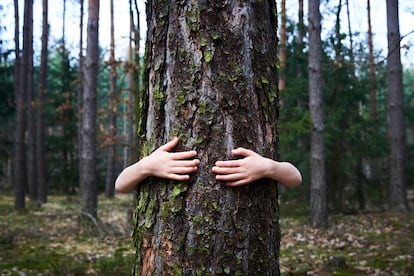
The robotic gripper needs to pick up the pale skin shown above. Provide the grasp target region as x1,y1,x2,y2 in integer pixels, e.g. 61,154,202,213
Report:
115,137,302,193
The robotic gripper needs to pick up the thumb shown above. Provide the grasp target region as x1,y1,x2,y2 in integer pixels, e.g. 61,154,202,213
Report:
159,137,179,152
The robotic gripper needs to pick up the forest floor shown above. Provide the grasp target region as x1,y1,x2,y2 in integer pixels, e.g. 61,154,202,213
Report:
0,191,413,275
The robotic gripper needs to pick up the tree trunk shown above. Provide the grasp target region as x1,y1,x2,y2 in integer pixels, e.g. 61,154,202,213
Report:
78,0,84,185
386,0,408,212
80,0,99,218
105,0,117,198
15,0,33,210
133,0,280,274
124,0,135,168
25,0,36,205
296,0,304,73
35,0,48,204
308,0,327,227
278,0,286,106
329,0,344,214
367,0,376,122
366,0,386,211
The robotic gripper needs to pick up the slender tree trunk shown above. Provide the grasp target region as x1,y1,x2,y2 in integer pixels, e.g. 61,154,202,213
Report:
133,0,140,143
296,0,308,200
36,0,48,204
278,0,286,106
80,0,99,218
133,1,280,274
12,0,20,189
105,0,117,198
346,0,355,80
330,0,344,214
14,0,26,210
367,0,376,122
78,0,84,183
296,0,304,71
386,0,408,212
26,0,36,202
15,0,34,210
124,0,135,168
308,0,327,227
366,1,382,205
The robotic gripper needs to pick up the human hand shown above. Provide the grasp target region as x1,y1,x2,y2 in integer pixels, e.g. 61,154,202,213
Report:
141,137,200,181
115,137,200,193
212,147,271,187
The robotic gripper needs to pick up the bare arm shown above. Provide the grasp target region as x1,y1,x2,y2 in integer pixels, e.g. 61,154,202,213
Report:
115,137,200,193
212,147,302,187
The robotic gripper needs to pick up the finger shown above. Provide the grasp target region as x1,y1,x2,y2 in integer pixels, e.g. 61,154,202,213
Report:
167,174,191,181
215,172,244,182
232,147,255,157
214,160,242,168
170,166,198,175
159,137,179,152
172,159,200,168
212,166,240,174
225,179,249,187
170,150,198,160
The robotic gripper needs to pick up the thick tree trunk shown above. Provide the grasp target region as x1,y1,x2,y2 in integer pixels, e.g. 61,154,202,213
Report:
386,0,408,212
133,0,280,274
308,0,327,227
80,0,99,218
105,0,117,198
36,0,48,204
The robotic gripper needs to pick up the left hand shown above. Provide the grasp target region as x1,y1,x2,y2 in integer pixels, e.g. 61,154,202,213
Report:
212,147,271,186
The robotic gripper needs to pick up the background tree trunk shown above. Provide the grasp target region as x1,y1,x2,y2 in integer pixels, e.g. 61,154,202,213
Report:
386,0,408,212
78,0,84,185
105,0,117,198
80,0,99,218
36,0,48,204
308,0,327,227
133,0,280,274
367,0,376,122
278,0,286,106
13,0,20,202
14,0,33,210
26,0,36,202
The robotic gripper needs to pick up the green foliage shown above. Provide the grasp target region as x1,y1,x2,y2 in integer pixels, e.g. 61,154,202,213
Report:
278,13,409,212
404,69,414,185
46,43,79,193
0,60,14,179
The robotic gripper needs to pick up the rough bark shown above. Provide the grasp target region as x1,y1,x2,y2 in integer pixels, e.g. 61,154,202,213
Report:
386,0,408,212
308,0,327,227
105,0,117,198
80,0,99,218
133,0,280,274
36,0,48,204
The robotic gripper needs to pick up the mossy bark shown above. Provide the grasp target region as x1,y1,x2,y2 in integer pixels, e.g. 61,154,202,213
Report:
133,0,280,274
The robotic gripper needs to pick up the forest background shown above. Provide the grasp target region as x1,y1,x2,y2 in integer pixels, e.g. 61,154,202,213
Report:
0,0,414,274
